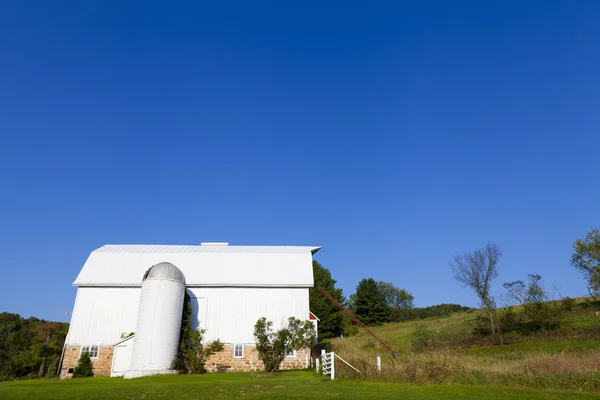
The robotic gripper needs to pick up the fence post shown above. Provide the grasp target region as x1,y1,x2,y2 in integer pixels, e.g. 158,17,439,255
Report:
331,352,335,380
377,356,381,373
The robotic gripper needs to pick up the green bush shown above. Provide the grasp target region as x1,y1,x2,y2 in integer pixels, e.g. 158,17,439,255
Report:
254,317,315,372
72,352,93,378
342,321,359,337
409,322,431,352
45,357,59,379
562,296,576,312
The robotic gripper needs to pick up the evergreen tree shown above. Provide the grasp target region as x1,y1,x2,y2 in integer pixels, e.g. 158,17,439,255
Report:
308,260,346,338
354,278,389,326
73,352,94,378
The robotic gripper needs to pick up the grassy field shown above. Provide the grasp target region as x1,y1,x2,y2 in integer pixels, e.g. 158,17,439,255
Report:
1,371,599,400
330,300,600,391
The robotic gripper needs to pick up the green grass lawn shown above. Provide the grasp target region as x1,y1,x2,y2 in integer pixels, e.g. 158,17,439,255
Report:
1,371,599,400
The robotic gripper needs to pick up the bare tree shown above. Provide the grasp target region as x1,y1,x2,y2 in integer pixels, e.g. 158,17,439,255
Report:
502,280,526,306
451,243,502,342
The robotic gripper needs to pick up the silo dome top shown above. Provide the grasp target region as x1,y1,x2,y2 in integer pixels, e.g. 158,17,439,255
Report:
142,262,186,284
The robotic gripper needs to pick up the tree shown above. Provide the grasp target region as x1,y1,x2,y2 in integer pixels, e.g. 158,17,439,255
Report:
72,352,93,378
253,317,315,372
571,228,600,301
377,281,414,322
0,313,68,380
502,280,526,306
309,261,345,338
354,278,389,326
451,243,502,339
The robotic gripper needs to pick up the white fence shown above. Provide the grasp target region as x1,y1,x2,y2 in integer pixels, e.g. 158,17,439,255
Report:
318,350,361,380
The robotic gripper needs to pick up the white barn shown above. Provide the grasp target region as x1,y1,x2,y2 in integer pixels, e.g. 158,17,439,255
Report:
60,243,320,378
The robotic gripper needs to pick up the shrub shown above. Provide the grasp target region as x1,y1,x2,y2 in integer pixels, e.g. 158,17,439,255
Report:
45,357,59,379
343,321,359,337
499,306,521,333
72,352,93,378
562,296,576,312
409,322,431,352
254,317,315,372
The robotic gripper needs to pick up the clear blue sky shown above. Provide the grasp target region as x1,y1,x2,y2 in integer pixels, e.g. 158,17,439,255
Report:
1,1,599,322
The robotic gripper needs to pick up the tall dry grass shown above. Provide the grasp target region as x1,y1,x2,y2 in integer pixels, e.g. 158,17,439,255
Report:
330,339,600,391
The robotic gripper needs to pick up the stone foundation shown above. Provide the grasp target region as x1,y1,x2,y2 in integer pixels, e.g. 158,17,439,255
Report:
204,344,310,372
60,345,114,378
60,343,310,378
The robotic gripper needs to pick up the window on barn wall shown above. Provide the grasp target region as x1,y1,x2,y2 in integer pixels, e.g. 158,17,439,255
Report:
286,349,296,358
233,344,244,358
80,345,99,359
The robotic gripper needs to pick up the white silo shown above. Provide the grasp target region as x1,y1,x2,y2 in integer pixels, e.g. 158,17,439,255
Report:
124,262,186,379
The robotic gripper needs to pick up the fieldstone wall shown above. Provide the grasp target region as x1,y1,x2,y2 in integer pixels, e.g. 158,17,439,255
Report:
61,344,310,378
204,344,310,372
60,345,114,378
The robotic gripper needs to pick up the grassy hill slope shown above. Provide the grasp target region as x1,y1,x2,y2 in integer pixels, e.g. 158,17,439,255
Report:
330,299,600,391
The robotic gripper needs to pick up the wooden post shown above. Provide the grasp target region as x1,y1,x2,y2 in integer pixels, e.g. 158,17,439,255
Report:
331,352,335,380
316,357,320,373
377,356,381,373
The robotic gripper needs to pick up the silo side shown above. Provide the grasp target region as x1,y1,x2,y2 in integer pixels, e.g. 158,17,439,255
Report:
124,262,186,379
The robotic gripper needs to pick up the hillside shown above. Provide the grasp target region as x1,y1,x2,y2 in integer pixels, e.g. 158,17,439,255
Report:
330,298,600,391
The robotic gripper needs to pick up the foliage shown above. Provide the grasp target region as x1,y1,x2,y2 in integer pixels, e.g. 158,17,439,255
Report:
451,243,502,338
377,281,414,322
120,332,134,339
308,260,346,339
571,228,600,301
342,320,359,337
396,304,473,322
562,297,576,312
253,317,315,372
0,312,68,381
501,274,565,334
173,292,224,374
354,278,389,326
503,280,527,306
409,322,431,352
72,352,93,378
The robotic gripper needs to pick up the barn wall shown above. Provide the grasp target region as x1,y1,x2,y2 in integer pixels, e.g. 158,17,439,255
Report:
66,287,141,345
187,287,309,344
66,286,309,347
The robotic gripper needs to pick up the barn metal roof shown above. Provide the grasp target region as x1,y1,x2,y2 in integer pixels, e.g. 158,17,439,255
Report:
73,244,320,287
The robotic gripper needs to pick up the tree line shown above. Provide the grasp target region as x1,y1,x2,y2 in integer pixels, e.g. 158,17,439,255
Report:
0,313,69,381
308,261,474,339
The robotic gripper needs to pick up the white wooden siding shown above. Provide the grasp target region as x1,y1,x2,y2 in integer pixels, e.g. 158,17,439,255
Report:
66,286,309,346
187,287,309,344
66,287,141,345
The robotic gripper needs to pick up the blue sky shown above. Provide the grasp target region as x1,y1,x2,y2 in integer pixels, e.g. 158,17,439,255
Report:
1,1,599,322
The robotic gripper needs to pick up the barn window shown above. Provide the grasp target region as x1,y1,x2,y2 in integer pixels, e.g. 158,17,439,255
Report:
286,349,296,358
80,345,99,359
233,344,244,358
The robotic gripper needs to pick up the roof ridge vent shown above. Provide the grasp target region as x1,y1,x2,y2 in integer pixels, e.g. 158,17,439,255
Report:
200,242,229,246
